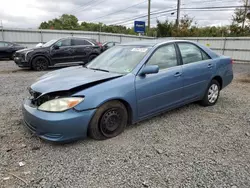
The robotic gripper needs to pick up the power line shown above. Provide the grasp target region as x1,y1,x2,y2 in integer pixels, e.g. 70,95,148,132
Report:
86,0,236,24
119,8,239,26
108,8,177,25
68,0,99,14
89,0,147,22
70,0,106,15
109,5,247,26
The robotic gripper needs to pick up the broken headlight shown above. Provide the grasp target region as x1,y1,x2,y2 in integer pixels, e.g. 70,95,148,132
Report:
38,97,84,112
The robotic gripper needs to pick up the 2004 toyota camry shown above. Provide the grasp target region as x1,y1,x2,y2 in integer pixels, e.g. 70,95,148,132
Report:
23,40,233,142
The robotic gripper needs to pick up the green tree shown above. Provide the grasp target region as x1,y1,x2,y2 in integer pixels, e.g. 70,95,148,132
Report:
39,14,79,30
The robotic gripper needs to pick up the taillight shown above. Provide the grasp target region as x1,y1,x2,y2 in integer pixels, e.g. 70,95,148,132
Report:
97,42,102,47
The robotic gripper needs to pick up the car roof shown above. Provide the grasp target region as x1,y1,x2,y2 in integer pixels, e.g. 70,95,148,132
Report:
119,39,199,47
65,37,96,40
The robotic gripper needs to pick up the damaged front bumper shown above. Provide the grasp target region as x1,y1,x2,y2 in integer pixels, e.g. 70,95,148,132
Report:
14,55,30,68
22,99,96,142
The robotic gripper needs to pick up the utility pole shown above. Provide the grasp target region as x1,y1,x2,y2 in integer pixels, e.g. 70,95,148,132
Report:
176,0,181,27
242,0,249,29
148,0,151,35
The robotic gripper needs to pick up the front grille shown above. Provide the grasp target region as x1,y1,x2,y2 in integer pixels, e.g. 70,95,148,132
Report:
28,88,59,107
28,88,42,106
29,88,41,99
14,52,25,59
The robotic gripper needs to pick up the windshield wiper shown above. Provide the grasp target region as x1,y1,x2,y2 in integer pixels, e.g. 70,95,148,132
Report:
89,68,109,72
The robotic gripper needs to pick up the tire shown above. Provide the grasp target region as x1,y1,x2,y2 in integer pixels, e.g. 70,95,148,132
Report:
10,53,15,60
88,101,128,140
200,80,221,106
88,54,97,63
32,56,49,71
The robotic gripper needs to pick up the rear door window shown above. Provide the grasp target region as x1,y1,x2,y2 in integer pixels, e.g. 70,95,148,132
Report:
178,43,211,64
72,39,92,46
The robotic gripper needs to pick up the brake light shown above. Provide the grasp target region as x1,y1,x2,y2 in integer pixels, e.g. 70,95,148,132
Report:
97,42,102,47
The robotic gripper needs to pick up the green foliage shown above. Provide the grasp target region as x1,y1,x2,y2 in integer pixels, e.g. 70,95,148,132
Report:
39,7,250,38
39,14,79,30
39,14,137,35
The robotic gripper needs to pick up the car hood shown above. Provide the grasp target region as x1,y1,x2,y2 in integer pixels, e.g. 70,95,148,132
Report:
31,66,123,94
16,46,48,54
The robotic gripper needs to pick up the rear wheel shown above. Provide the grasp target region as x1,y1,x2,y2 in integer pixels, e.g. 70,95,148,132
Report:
88,101,128,140
200,80,220,106
32,56,49,71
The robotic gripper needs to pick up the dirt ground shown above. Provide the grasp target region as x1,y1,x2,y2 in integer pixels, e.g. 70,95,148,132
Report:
0,61,250,188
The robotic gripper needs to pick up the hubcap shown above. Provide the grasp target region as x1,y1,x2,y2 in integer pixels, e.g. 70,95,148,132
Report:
208,84,219,103
100,108,122,136
36,59,47,70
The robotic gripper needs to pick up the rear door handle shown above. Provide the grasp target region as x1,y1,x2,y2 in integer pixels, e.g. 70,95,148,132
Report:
174,72,182,77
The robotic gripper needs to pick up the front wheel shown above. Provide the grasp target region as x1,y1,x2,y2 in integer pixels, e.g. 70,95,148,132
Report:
200,80,220,106
88,101,128,140
32,56,49,71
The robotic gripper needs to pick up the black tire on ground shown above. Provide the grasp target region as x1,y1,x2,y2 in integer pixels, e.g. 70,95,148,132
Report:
10,54,14,60
32,56,49,71
88,54,97,63
88,101,128,140
200,79,221,106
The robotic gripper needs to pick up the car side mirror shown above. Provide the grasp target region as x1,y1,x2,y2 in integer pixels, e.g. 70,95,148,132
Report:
140,65,159,76
53,45,59,50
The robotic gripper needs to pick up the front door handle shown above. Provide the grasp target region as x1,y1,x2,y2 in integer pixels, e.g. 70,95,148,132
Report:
208,64,213,68
174,72,182,77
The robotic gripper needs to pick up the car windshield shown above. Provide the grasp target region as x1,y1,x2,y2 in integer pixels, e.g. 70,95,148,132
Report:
86,45,151,74
42,39,57,47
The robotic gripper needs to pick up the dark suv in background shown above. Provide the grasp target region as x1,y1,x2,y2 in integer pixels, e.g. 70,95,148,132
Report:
0,41,25,59
14,37,101,71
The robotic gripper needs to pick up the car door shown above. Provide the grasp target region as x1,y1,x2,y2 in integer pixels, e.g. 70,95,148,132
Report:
50,38,75,64
135,43,183,118
177,42,215,101
71,38,93,63
0,42,11,58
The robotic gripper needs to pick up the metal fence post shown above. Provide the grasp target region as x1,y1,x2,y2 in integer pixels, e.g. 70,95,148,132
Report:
1,27,4,41
120,35,122,43
222,37,227,55
98,32,101,43
40,30,43,43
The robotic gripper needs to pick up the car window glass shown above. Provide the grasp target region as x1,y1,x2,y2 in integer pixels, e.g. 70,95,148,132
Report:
0,42,9,47
87,46,150,74
56,39,71,47
147,44,178,70
106,43,114,47
178,43,204,64
6,43,12,47
72,39,92,46
202,50,210,60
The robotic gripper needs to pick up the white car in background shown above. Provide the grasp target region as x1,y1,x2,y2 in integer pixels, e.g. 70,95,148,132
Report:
35,43,44,47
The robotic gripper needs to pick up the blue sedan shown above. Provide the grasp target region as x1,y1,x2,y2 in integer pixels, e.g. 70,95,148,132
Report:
22,40,234,142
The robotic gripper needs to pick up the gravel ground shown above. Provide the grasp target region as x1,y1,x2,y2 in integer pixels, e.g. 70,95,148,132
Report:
0,61,250,188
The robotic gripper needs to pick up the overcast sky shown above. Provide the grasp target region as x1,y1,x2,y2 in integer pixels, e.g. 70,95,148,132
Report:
0,0,242,29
